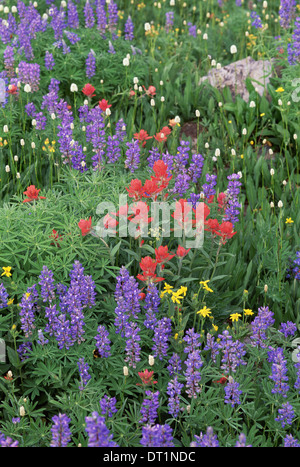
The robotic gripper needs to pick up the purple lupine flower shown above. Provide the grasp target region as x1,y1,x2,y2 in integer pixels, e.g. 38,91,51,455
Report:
50,413,72,447
44,304,59,336
140,390,160,424
167,353,182,376
39,266,56,303
124,322,141,368
67,287,86,345
279,0,296,29
37,329,49,346
202,173,217,200
99,395,118,418
0,432,18,447
18,61,40,92
64,30,81,45
108,40,116,53
235,433,252,447
188,22,197,38
19,285,39,337
251,11,263,29
124,15,134,41
140,424,174,447
184,349,203,398
167,377,184,418
70,141,88,173
294,350,300,393
45,51,55,71
49,5,66,40
147,147,161,168
279,321,297,338
0,283,9,309
218,330,247,374
152,318,172,360
12,418,20,425
84,0,95,29
144,283,160,330
165,11,174,33
77,357,91,391
53,313,74,350
250,306,275,348
86,50,96,79
190,426,219,447
107,0,118,36
67,1,79,29
286,251,300,279
283,434,300,447
125,139,141,172
4,46,15,78
188,193,201,209
173,140,190,172
223,173,242,226
85,107,106,170
172,170,191,197
106,135,122,164
204,332,220,363
114,267,141,336
275,402,295,428
25,102,37,118
115,118,126,142
188,153,204,183
94,325,111,358
183,328,201,354
224,376,242,407
17,342,32,362
267,346,289,397
96,0,107,36
288,18,300,65
85,412,118,447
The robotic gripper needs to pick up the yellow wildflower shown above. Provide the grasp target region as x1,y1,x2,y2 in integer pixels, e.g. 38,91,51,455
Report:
197,306,212,317
1,266,12,277
243,308,254,316
285,217,294,224
7,298,14,305
230,313,242,322
276,87,285,93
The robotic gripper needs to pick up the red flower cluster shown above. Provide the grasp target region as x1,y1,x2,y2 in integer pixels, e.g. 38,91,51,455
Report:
23,185,46,203
78,216,92,236
82,83,96,97
99,99,111,112
137,369,157,386
126,160,172,202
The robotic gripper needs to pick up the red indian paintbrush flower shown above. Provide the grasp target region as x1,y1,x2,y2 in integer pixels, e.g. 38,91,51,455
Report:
78,216,92,236
23,185,46,203
82,83,96,97
98,98,111,111
143,85,156,97
137,369,157,386
155,245,175,264
151,160,172,189
133,129,152,147
125,179,145,201
176,245,191,258
137,256,164,283
215,221,236,244
50,229,63,247
8,85,18,95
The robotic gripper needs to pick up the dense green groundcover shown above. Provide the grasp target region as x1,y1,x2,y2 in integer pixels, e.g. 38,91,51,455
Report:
0,0,299,448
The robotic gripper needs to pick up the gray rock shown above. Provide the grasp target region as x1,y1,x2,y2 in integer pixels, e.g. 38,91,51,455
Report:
199,56,273,101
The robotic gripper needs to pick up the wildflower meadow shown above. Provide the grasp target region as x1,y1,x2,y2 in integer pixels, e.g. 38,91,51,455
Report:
0,0,300,451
